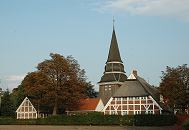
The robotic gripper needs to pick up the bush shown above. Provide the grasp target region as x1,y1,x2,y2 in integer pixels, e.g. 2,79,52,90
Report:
134,114,177,126
182,119,189,130
0,113,177,126
37,113,176,126
176,114,189,125
121,115,135,125
0,117,16,125
0,117,39,125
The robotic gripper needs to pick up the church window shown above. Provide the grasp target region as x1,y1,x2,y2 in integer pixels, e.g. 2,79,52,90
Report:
111,111,116,115
135,111,140,115
135,97,140,99
123,97,127,101
128,97,133,100
117,97,121,101
122,111,128,115
105,86,108,91
148,111,153,114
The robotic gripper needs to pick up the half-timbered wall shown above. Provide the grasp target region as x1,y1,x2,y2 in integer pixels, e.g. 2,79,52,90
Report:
103,96,162,115
16,97,37,119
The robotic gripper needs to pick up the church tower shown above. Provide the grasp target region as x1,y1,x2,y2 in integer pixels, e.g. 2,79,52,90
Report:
99,27,127,105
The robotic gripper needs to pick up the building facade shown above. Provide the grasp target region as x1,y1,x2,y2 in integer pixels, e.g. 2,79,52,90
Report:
103,96,161,115
102,71,162,115
99,28,163,115
16,97,37,119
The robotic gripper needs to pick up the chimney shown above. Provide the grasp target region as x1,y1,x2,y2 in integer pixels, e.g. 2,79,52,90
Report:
132,70,138,77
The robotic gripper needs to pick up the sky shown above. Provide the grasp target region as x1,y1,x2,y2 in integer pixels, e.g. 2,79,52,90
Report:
0,0,189,91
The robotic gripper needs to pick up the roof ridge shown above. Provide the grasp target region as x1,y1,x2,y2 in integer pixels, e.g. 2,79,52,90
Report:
136,76,160,101
136,77,150,94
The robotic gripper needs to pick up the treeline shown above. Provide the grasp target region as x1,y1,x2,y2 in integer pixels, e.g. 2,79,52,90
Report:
0,53,98,116
1,53,189,117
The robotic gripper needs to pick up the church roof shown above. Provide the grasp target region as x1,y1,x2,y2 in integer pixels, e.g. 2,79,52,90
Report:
99,28,127,83
107,29,122,63
137,76,160,101
100,73,127,83
114,76,160,101
113,79,149,97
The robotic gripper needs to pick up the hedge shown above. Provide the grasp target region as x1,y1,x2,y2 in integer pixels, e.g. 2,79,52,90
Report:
0,112,177,126
182,119,189,130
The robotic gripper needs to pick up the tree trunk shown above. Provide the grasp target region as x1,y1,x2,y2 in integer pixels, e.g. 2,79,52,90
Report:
182,106,186,114
52,97,58,115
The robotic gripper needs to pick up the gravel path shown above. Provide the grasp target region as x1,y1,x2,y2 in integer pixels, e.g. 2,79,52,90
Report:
0,125,175,130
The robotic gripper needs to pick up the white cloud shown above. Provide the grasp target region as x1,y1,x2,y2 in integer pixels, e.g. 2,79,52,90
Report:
6,75,25,81
0,74,25,91
5,75,25,90
98,0,189,21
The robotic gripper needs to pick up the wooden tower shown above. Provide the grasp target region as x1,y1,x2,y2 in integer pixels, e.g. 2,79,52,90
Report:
99,28,127,105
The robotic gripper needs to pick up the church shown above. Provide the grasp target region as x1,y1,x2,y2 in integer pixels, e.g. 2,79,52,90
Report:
98,27,163,115
15,26,164,118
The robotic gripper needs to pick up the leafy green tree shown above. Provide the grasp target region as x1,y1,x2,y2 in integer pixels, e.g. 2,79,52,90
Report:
22,53,89,115
159,64,189,113
1,89,15,116
84,82,98,98
11,85,25,109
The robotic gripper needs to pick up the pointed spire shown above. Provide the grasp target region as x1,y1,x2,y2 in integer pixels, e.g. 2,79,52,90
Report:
107,28,122,63
99,23,127,83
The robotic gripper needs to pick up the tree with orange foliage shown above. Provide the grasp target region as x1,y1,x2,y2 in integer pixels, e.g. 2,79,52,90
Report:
22,53,89,115
160,64,189,113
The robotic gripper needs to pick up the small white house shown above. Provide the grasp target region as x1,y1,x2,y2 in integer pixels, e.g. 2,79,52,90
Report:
16,97,37,119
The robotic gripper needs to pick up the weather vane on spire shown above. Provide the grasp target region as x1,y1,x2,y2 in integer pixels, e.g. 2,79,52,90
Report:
113,16,115,29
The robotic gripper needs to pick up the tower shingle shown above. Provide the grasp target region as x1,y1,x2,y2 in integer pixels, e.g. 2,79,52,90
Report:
107,29,122,63
99,28,127,83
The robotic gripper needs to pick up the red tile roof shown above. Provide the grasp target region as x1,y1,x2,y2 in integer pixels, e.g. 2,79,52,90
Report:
78,98,100,111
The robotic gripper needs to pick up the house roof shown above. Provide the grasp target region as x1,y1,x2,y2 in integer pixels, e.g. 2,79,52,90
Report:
137,76,160,101
112,70,168,111
113,76,160,101
113,79,149,97
78,98,100,111
16,97,37,113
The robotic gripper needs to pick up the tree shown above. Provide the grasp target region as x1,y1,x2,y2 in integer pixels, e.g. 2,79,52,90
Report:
159,64,189,113
1,89,15,116
84,82,98,98
22,53,89,115
21,72,50,115
11,85,25,111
